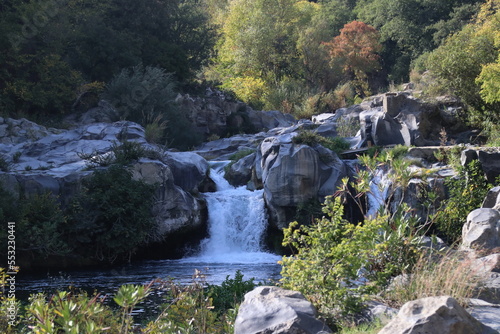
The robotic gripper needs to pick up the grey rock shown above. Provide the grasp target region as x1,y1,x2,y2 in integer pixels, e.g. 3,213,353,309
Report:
164,151,209,193
482,187,500,211
462,209,500,251
471,254,500,276
258,136,346,228
478,151,500,183
225,152,256,187
372,112,412,146
468,299,500,332
131,159,205,238
462,148,479,166
234,286,332,334
475,273,500,305
379,296,498,334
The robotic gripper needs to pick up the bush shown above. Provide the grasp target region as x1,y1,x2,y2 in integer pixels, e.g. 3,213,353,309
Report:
104,65,201,150
432,160,489,245
280,152,424,325
17,193,71,258
69,165,157,263
208,270,256,312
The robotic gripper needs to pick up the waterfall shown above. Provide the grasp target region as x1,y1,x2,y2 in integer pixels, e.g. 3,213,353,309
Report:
366,167,392,218
184,161,280,264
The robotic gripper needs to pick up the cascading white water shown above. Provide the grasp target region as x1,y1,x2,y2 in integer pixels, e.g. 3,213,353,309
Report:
183,161,280,264
366,167,392,218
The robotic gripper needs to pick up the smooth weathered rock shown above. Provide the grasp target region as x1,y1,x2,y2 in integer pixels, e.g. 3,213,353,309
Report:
258,136,346,228
234,286,332,334
379,296,498,334
462,209,500,251
164,151,209,193
483,187,500,211
225,152,256,187
475,273,500,304
468,299,500,332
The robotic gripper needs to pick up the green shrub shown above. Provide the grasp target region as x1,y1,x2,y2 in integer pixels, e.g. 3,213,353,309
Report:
432,160,489,245
104,65,201,150
208,270,256,313
17,193,71,258
281,152,424,325
281,197,420,325
293,130,350,154
112,140,146,165
69,165,156,263
337,116,359,138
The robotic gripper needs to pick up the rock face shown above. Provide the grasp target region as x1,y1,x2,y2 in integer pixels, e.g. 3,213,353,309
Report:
0,118,209,253
379,296,498,334
335,92,466,148
234,286,332,334
176,90,295,140
462,208,500,251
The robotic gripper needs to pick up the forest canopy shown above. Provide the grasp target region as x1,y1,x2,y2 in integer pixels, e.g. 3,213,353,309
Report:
1,0,499,139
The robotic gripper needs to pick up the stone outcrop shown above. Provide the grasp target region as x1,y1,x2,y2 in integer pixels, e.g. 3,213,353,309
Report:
234,286,332,334
329,92,467,148
379,296,498,334
0,118,210,248
176,90,295,140
462,208,500,251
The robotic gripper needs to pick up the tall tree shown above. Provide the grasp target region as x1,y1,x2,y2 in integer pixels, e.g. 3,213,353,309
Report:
323,21,382,95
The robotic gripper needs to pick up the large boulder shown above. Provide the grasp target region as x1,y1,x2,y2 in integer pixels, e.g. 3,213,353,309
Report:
225,152,257,187
164,151,210,193
379,296,498,334
257,136,347,228
482,187,500,211
234,286,332,334
131,160,205,238
462,208,500,251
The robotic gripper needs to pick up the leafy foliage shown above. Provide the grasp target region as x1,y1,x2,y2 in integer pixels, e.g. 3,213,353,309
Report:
280,150,424,325
432,160,489,245
424,0,500,125
208,270,256,312
323,21,382,96
69,165,157,263
17,193,71,258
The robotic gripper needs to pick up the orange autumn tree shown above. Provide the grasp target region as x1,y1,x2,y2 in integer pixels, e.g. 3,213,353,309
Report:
323,21,382,96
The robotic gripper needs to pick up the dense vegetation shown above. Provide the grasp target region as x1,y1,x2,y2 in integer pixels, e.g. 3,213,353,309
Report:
1,0,499,144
